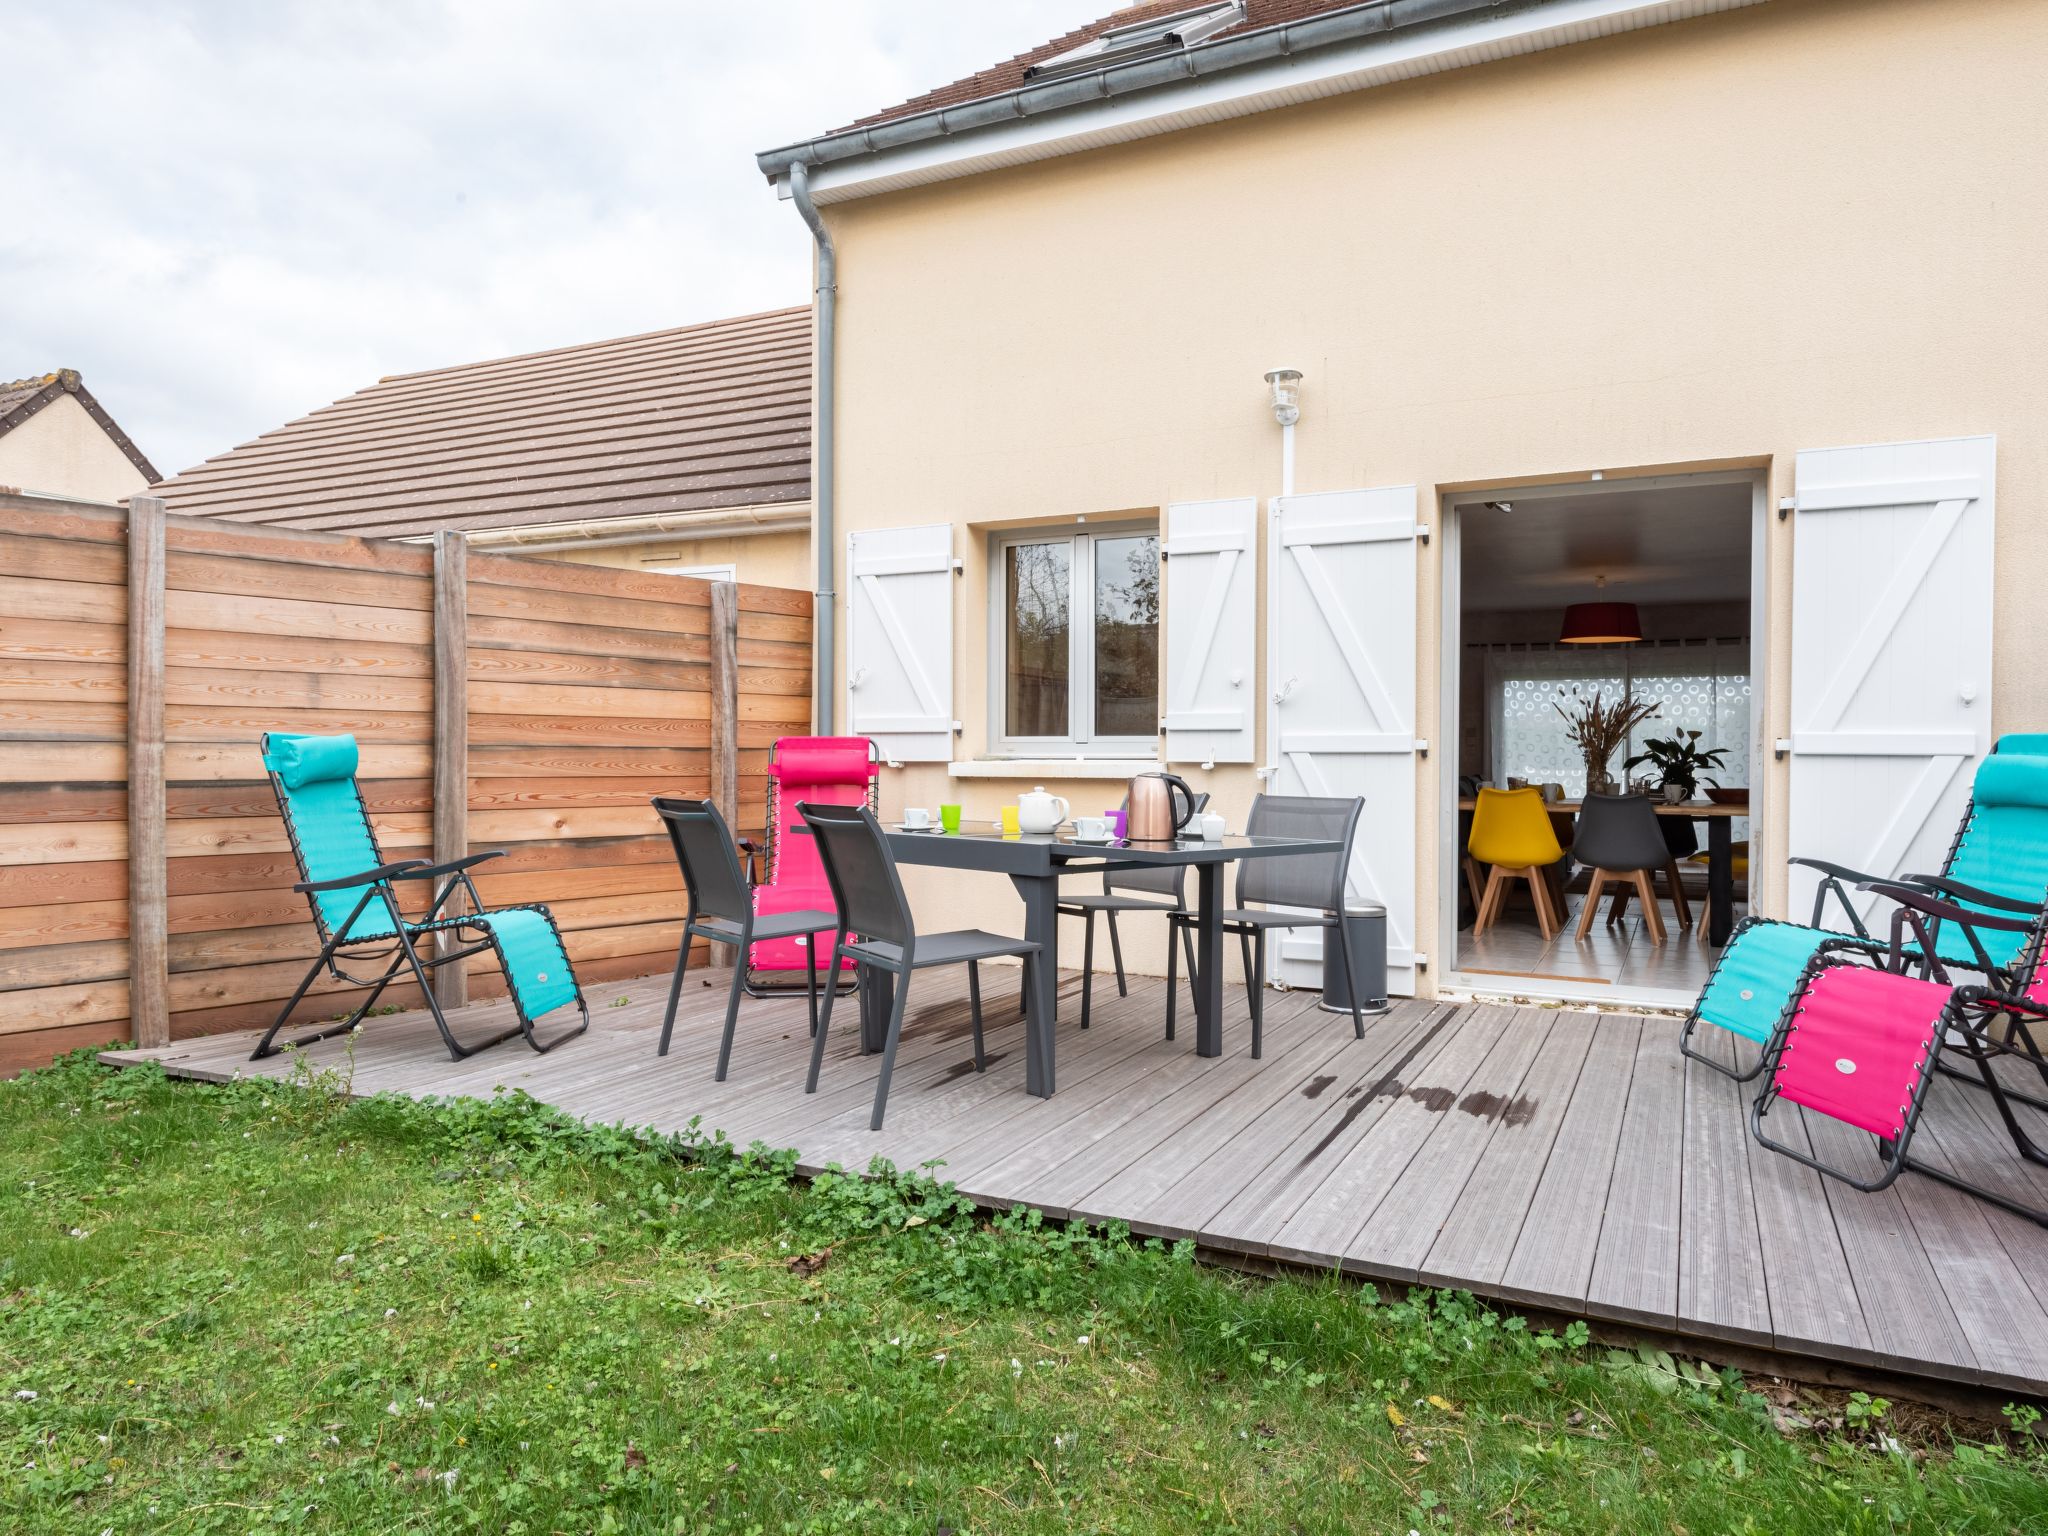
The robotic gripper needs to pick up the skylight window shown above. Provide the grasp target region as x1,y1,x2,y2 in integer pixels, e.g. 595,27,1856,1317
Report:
1024,2,1246,82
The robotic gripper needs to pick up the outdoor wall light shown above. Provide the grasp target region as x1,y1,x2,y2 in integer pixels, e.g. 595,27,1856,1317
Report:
1264,368,1303,427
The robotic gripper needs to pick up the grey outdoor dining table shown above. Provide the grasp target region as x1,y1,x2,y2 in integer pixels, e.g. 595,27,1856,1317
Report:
850,828,1345,1099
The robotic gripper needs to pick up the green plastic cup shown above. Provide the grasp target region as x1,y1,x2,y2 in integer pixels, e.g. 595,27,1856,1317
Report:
940,803,963,834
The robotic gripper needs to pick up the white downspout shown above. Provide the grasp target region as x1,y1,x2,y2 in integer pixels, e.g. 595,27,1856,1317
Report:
1260,368,1303,785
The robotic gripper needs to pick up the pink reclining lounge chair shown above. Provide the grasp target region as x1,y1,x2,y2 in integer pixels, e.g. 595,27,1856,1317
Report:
1750,882,2048,1226
744,736,878,993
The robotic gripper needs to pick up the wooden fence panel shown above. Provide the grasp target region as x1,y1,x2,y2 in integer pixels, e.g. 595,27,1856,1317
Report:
0,500,132,1071
159,514,436,1046
0,493,811,1073
464,549,712,993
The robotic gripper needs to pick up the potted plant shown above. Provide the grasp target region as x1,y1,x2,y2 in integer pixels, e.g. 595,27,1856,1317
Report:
1625,729,1730,803
1554,685,1660,796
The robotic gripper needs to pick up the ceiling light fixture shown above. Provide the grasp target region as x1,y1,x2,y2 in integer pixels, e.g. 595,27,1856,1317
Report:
1560,573,1640,644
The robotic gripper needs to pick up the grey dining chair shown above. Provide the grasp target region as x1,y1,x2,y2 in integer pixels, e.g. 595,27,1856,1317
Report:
651,796,839,1080
801,802,1044,1131
1572,791,1684,943
1057,791,1209,1031
1165,793,1366,1057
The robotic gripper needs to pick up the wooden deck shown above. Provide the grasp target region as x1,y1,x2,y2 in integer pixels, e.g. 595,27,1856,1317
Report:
104,964,2048,1397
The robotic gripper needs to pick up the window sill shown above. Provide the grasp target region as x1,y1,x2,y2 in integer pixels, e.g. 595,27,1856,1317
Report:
947,758,1161,781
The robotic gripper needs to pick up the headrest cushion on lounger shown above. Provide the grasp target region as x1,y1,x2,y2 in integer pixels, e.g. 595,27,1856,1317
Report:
264,733,360,791
771,736,876,788
1973,753,2048,811
1995,733,2048,760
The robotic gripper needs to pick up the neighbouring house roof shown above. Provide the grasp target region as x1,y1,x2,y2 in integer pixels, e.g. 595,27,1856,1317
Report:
152,306,812,541
0,368,160,482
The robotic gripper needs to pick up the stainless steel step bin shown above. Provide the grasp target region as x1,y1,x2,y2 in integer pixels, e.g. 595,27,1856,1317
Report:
1320,900,1391,1016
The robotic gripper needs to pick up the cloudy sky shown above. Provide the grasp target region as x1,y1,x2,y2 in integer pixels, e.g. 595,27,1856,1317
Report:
4,0,1100,478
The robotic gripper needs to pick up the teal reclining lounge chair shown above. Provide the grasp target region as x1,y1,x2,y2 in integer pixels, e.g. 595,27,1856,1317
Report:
1681,745,2048,1081
252,732,589,1062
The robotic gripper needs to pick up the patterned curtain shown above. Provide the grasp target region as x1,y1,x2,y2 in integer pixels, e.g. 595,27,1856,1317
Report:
1483,641,1752,800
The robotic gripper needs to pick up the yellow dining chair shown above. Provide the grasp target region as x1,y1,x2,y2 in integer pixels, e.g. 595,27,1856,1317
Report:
1686,839,1749,943
1467,787,1567,939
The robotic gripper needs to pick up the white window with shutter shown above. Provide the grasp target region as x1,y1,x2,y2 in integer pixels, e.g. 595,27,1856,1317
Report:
988,521,1161,756
846,523,954,761
1266,486,1422,994
1162,497,1257,765
1785,434,1995,925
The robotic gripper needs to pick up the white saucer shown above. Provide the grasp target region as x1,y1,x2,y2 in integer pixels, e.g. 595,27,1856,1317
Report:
894,823,941,833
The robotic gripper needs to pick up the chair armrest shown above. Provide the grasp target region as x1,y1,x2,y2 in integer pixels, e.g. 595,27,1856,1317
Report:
1787,856,1890,884
389,850,506,881
293,860,425,893
1897,872,2040,915
1858,881,2037,935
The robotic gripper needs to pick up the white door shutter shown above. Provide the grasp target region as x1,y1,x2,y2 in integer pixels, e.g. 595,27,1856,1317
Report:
846,523,954,762
1786,435,1995,926
1163,497,1257,764
1267,487,1422,995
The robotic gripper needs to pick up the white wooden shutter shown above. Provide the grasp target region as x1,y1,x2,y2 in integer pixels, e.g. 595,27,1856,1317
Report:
1265,486,1422,995
1162,497,1257,764
846,523,954,762
1786,435,1995,925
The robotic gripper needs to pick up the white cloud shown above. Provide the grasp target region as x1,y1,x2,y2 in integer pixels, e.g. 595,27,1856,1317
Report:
1,0,1101,475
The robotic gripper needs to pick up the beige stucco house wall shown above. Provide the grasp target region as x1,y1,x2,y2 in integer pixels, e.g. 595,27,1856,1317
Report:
548,524,814,592
813,0,2048,992
0,392,152,504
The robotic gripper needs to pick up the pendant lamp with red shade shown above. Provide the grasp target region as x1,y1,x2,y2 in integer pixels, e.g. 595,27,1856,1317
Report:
1559,576,1641,644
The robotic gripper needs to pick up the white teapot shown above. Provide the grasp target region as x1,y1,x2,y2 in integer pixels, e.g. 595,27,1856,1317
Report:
1016,786,1070,835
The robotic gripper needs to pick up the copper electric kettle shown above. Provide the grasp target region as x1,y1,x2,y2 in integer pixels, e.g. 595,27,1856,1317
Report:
1126,771,1197,842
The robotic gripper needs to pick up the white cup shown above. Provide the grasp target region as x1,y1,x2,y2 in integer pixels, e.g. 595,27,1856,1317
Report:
1200,812,1227,841
1074,815,1110,841
902,806,931,829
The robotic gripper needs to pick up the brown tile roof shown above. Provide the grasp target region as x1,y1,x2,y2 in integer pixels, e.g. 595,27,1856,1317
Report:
152,306,811,539
839,0,1366,133
0,368,160,482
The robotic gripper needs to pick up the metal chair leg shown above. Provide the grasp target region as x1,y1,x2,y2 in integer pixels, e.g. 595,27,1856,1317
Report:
1335,914,1365,1039
657,918,694,1058
967,960,987,1072
806,932,846,1094
869,968,912,1131
1250,929,1266,1059
713,932,747,1082
1080,911,1095,1030
1106,909,1129,997
804,932,820,1039
1164,914,1179,1040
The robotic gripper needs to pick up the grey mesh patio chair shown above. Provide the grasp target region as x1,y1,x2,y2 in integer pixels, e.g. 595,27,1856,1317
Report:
1057,791,1208,1031
1165,793,1367,1057
801,802,1045,1131
651,796,839,1081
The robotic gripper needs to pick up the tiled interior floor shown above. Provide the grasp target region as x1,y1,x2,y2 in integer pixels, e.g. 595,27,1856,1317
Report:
1455,873,1729,997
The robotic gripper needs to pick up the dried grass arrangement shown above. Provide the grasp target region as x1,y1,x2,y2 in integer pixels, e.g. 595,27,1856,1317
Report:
1554,685,1661,794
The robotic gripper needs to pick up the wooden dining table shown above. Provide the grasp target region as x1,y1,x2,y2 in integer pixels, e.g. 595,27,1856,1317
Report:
1458,796,1746,945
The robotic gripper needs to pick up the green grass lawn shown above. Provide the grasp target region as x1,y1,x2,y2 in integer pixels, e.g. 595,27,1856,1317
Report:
2,1049,2044,1535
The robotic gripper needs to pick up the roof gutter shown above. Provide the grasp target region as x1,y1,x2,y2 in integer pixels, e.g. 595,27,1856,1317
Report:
757,0,1513,180
787,159,839,735
396,501,810,555
756,0,1764,197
